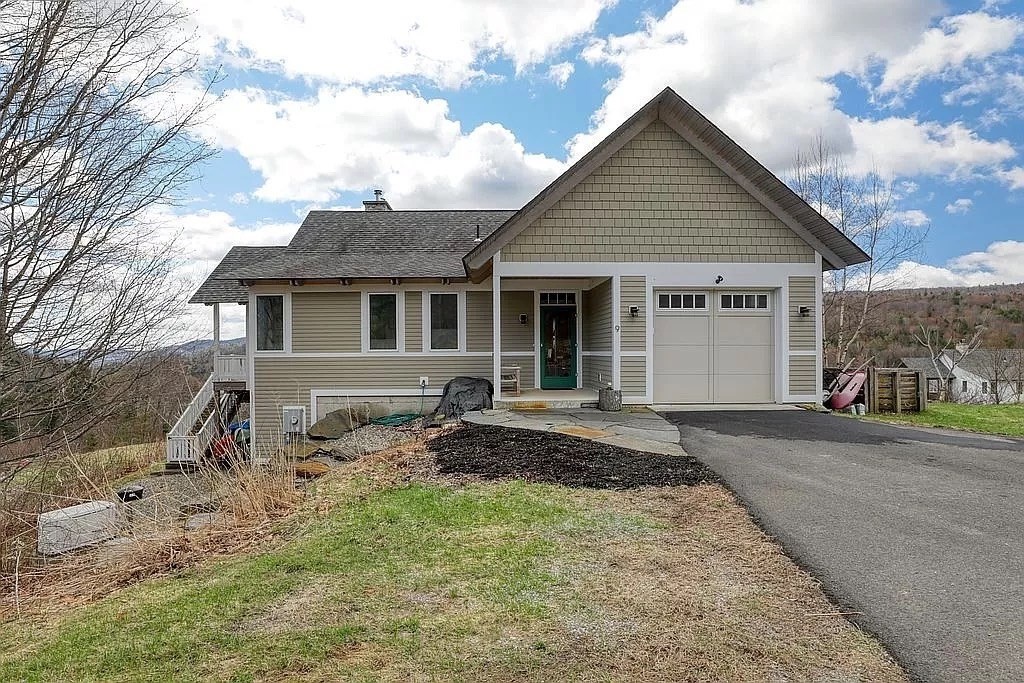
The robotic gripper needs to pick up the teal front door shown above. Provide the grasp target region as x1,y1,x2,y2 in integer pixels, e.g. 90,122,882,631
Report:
540,306,577,389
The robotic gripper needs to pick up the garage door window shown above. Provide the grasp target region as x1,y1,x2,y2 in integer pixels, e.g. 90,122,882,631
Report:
721,293,769,310
657,292,707,310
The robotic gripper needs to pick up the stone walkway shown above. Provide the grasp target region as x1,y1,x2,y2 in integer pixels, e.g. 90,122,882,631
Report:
461,407,686,457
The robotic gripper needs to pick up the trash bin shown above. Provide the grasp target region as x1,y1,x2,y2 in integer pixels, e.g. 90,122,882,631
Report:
598,387,622,412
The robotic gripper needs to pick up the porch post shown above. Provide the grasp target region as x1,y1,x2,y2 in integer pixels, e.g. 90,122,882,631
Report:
212,303,221,366
492,254,502,402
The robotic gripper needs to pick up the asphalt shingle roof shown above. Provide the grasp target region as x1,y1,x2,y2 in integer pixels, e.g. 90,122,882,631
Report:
900,357,947,379
225,210,515,281
189,246,286,304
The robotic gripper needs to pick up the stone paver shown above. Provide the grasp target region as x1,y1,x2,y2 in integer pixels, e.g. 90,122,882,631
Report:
462,408,686,456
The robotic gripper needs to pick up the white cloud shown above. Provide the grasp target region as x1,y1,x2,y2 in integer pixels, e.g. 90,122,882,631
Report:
547,61,575,88
879,12,1023,93
569,1,1016,183
185,0,614,89
897,209,930,227
945,198,973,214
886,241,1024,288
997,166,1024,189
201,87,565,207
228,192,250,205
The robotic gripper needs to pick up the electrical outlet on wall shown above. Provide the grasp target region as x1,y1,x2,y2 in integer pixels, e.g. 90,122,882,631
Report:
419,376,429,387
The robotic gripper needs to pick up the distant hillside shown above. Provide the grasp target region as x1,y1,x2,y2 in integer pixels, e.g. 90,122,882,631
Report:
828,284,1024,366
173,337,246,355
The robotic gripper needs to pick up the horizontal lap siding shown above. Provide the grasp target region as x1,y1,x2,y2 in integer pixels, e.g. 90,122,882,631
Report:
582,355,612,390
291,292,360,352
622,357,646,396
789,355,816,396
466,291,493,352
620,277,646,352
788,277,816,351
253,355,492,447
583,279,612,352
406,292,422,352
501,120,815,263
500,291,535,352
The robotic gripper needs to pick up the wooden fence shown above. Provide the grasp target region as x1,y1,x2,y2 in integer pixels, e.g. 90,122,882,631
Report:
867,368,927,414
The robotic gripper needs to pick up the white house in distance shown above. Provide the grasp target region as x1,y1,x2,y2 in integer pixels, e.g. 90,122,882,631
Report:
901,349,1024,404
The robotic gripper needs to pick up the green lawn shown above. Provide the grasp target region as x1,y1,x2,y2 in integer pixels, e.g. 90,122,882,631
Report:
867,402,1024,437
0,458,905,682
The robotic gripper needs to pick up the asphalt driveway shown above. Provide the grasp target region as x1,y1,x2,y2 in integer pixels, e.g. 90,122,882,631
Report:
663,410,1024,683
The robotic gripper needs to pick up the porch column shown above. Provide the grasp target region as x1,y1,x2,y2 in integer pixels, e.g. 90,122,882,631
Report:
492,265,502,401
212,303,221,367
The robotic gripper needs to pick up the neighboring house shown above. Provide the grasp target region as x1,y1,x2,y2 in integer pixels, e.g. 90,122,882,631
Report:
168,87,869,463
900,349,1024,404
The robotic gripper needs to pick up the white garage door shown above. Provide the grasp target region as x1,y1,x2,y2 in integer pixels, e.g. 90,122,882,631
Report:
654,291,774,404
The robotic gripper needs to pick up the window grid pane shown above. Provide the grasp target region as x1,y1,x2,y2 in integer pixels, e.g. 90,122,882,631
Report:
695,294,706,309
658,294,670,308
256,296,284,351
757,294,768,309
430,293,459,350
670,294,682,308
369,294,397,350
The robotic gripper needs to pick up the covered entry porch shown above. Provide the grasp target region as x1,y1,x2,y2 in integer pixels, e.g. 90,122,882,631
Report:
491,274,621,403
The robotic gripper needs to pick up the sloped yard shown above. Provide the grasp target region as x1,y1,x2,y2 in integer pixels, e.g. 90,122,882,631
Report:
0,428,905,682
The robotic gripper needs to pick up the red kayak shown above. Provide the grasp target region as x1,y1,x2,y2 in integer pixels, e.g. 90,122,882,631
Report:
827,370,866,410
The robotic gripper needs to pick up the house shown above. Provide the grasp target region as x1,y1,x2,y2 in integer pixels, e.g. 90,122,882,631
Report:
168,87,869,463
901,349,1024,404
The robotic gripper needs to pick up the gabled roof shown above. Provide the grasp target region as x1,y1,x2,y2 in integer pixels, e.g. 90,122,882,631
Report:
955,349,1024,379
900,357,947,379
225,210,514,281
464,87,870,273
190,246,286,304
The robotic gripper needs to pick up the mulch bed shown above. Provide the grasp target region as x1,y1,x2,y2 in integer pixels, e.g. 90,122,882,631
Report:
428,424,719,490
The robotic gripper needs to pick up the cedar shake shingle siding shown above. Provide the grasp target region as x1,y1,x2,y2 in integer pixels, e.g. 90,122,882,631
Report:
788,277,816,351
500,121,815,264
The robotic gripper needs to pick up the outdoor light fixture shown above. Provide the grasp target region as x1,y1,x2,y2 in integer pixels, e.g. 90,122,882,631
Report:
390,278,401,285
340,278,351,286
519,313,529,325
441,277,451,285
629,305,639,318
715,275,724,284
799,305,811,317
289,278,303,286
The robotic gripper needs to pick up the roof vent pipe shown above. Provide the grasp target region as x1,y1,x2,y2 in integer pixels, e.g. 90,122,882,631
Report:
473,224,481,242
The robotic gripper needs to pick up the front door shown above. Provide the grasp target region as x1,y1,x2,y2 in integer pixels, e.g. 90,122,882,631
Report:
540,306,577,389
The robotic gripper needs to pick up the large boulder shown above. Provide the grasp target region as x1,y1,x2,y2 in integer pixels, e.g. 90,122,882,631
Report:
308,403,388,440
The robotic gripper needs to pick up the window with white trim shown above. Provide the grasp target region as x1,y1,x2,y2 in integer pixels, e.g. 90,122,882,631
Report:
540,292,576,305
720,293,769,310
255,295,284,351
429,293,459,350
657,292,707,310
368,293,398,350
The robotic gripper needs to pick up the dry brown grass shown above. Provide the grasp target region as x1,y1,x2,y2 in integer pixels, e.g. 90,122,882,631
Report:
0,457,302,622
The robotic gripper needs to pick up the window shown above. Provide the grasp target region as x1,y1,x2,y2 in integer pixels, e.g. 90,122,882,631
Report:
255,295,284,351
990,381,998,395
540,292,576,305
657,292,707,310
720,293,769,310
962,380,968,392
429,293,459,350
982,381,989,395
368,294,397,350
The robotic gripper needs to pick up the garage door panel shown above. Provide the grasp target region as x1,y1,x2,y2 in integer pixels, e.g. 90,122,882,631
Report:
654,374,711,403
654,346,710,374
715,344,773,374
654,289,775,404
654,315,710,345
716,373,773,403
715,316,772,345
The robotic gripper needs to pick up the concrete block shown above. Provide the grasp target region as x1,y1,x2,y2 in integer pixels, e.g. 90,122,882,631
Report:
38,500,119,555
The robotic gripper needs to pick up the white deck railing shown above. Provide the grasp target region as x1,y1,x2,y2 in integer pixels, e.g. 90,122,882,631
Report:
166,375,214,464
214,354,248,382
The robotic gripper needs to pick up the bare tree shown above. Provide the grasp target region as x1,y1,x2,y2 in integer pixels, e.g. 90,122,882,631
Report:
912,324,984,401
791,136,928,366
0,0,212,470
969,349,1024,405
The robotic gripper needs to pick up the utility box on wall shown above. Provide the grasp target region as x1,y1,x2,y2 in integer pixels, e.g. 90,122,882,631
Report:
281,405,306,436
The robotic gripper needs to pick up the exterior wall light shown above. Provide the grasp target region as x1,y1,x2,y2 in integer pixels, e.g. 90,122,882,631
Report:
799,306,811,317
715,275,724,284
519,313,528,325
629,305,639,318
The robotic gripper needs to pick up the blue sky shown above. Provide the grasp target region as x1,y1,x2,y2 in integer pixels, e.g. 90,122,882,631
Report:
169,0,1024,337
